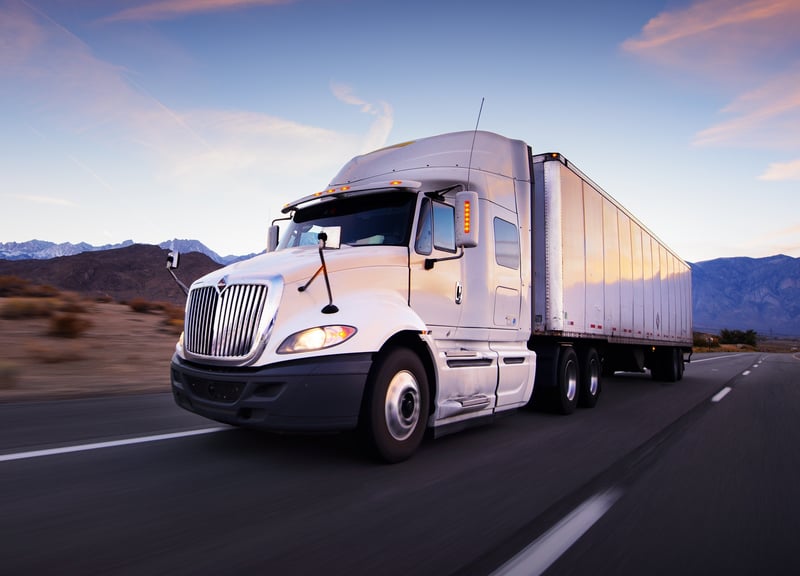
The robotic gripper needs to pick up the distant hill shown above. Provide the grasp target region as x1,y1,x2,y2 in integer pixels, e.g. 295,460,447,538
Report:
0,244,222,305
692,255,800,337
0,238,257,265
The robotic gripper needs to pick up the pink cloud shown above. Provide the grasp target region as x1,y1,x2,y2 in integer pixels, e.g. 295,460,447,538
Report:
623,0,800,181
623,0,800,52
102,0,297,23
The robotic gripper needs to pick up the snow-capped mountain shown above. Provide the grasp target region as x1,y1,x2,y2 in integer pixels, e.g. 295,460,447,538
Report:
0,239,256,265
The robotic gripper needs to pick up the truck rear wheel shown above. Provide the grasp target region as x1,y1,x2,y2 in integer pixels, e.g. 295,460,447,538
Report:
651,347,680,382
555,347,579,414
578,347,601,408
364,348,429,463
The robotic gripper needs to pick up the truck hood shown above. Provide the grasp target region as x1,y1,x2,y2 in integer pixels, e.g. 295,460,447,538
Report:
190,245,408,289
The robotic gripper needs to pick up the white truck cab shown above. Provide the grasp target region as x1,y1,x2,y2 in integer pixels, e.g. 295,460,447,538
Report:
171,131,536,462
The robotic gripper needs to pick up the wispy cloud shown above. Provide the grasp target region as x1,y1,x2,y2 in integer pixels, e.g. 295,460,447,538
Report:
623,0,800,181
331,82,394,152
11,193,76,207
760,159,800,181
1,2,390,191
692,70,800,148
622,0,800,54
102,0,297,23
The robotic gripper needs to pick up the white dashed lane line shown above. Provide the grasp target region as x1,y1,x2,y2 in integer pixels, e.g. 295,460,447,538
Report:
711,387,732,403
492,489,622,576
0,427,229,463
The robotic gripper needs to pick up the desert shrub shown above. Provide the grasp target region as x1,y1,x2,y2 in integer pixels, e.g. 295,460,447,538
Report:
55,292,90,314
0,361,19,389
0,276,60,298
25,284,60,298
160,302,184,321
720,328,758,347
128,298,156,313
0,276,31,297
95,294,114,303
0,297,56,319
693,333,719,348
48,313,93,338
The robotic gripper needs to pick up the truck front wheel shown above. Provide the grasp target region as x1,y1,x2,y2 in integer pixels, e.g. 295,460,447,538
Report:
365,348,429,463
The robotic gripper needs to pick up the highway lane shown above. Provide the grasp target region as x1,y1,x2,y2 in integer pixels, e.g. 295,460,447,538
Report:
1,352,796,575
536,352,800,576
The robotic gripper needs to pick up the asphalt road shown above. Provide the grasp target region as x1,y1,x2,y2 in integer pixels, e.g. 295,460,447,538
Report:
1,352,798,575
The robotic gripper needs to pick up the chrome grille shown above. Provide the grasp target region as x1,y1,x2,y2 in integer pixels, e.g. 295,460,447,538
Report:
184,284,268,359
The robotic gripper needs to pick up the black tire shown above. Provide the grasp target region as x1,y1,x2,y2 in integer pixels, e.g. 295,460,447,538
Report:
364,348,429,463
677,350,685,381
652,347,679,382
578,347,601,408
554,347,579,415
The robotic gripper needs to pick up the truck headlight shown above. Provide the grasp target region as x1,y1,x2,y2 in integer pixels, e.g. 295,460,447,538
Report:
277,325,357,354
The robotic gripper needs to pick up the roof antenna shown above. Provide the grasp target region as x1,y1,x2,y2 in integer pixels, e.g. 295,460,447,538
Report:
466,97,485,190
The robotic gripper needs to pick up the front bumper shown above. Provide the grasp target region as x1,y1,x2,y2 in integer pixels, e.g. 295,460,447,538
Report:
170,352,373,432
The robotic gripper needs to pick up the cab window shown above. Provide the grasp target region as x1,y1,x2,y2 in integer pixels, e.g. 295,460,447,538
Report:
494,217,520,269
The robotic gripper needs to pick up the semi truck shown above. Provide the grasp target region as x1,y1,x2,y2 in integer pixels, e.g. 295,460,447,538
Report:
168,130,692,462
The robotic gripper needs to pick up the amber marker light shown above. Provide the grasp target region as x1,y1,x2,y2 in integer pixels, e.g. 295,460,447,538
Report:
389,180,403,186
463,200,472,234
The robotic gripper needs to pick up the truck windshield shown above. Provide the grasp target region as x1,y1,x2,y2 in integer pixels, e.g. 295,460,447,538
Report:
278,192,416,249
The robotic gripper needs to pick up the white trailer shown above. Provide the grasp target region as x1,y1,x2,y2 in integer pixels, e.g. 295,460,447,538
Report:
169,131,692,462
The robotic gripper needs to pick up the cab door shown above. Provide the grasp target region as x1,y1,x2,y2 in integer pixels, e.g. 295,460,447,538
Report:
408,195,463,334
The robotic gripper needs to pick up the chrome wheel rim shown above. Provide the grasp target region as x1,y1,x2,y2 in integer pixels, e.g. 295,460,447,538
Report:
566,360,578,402
588,359,599,396
384,370,420,441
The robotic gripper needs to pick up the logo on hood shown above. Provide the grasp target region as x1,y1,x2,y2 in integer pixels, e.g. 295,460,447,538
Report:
216,275,228,294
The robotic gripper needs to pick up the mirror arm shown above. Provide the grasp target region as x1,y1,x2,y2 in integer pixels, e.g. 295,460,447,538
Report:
424,246,464,270
298,232,339,314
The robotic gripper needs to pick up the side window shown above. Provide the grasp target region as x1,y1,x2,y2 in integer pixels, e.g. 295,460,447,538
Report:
415,198,456,254
415,198,433,254
494,217,520,269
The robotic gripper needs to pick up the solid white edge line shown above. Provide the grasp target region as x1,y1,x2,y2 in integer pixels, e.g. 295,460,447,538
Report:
492,489,622,576
711,387,732,403
0,426,229,463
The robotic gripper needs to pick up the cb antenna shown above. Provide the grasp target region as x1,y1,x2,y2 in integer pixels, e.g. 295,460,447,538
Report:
466,97,485,190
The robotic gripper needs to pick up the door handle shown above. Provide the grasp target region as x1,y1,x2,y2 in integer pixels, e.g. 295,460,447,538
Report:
455,282,463,305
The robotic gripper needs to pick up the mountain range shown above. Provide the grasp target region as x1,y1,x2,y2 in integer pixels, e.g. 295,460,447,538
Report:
0,239,256,265
0,240,798,337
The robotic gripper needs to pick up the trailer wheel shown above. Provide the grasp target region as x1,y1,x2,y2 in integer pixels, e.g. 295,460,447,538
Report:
364,348,429,463
677,350,685,381
652,347,679,382
555,347,579,414
578,347,601,408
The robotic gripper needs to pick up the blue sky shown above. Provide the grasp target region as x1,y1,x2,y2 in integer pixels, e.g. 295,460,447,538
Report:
1,0,799,262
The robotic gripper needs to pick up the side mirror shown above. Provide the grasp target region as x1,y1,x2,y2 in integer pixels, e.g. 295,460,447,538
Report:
455,191,479,248
267,225,279,252
165,251,189,296
166,250,180,269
